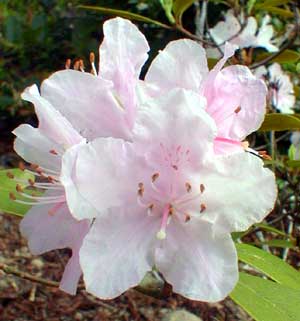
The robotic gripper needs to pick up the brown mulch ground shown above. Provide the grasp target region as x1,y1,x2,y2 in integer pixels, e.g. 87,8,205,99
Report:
0,213,251,321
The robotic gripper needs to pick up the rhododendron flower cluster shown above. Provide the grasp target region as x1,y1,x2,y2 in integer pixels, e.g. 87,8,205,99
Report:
12,17,277,302
207,10,278,59
255,63,296,114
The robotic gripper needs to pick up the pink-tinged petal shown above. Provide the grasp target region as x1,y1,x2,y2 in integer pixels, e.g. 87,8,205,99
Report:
22,84,83,147
60,143,99,220
20,200,90,294
65,137,139,217
133,89,216,166
202,42,237,101
199,152,277,234
207,65,267,142
60,249,82,295
41,70,131,140
99,17,150,129
156,219,238,302
80,206,157,299
13,124,61,171
145,39,208,93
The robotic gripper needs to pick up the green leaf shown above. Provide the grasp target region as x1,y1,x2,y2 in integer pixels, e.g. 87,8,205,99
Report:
172,0,195,22
0,169,34,216
230,273,300,321
256,239,296,249
259,114,300,131
255,223,287,237
78,6,171,29
256,50,300,64
262,7,294,18
286,160,300,168
255,0,291,8
159,0,175,24
294,85,300,98
236,243,300,289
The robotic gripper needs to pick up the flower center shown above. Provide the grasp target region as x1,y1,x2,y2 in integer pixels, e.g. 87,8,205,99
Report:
137,172,207,240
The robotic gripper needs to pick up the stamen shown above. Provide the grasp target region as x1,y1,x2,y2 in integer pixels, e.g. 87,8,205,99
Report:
49,149,58,155
234,106,242,114
74,60,80,70
185,182,192,193
6,172,14,179
65,59,71,69
89,52,97,75
200,184,205,194
19,162,25,171
200,203,206,213
79,59,85,72
185,214,191,222
138,182,144,197
9,192,16,201
152,173,159,182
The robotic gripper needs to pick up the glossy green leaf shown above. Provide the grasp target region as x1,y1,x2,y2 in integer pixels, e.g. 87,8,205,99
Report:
255,223,287,237
159,0,175,24
256,239,296,249
172,0,195,22
230,273,300,321
78,6,171,29
286,160,300,168
294,85,300,98
259,114,300,131
236,243,300,289
256,50,300,64
255,0,291,8
262,7,294,18
0,168,34,216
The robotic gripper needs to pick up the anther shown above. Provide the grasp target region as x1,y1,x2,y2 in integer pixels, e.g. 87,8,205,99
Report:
185,182,192,193
19,162,25,171
6,172,14,179
172,165,178,170
200,184,205,194
65,59,71,69
200,203,206,213
138,182,144,197
152,173,159,182
79,59,85,72
28,179,35,186
89,52,95,64
185,214,191,222
74,60,80,70
234,106,242,114
49,149,58,155
16,184,23,193
9,192,16,201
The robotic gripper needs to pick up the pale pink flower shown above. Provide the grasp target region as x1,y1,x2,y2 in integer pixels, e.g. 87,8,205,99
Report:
13,17,149,294
63,89,277,301
144,40,267,154
255,63,295,113
207,10,278,58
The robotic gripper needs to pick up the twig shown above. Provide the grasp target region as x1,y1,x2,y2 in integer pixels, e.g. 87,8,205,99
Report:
250,4,300,69
0,263,59,288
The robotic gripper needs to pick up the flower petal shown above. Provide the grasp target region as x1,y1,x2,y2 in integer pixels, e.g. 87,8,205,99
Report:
133,89,217,166
99,17,150,129
155,219,238,302
41,70,131,140
64,137,138,217
207,65,267,142
22,84,83,147
20,200,90,294
13,124,62,171
199,152,277,234
60,143,99,220
145,39,208,93
80,206,157,299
